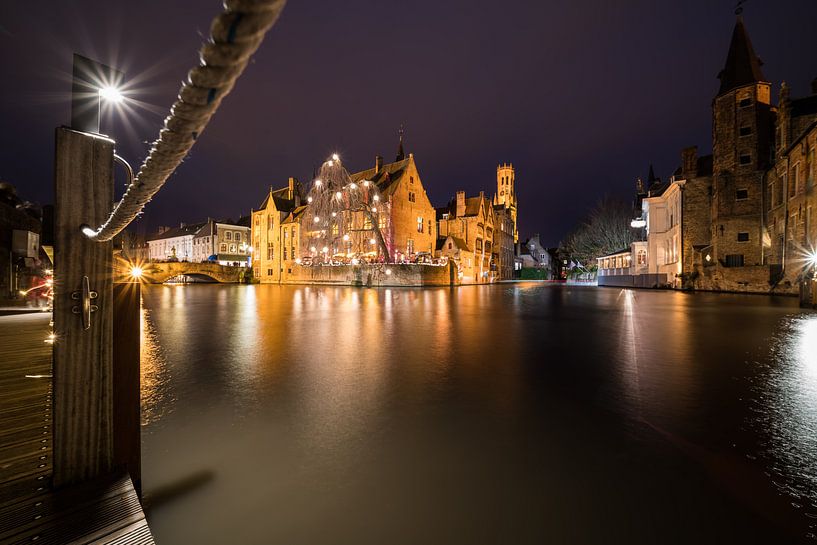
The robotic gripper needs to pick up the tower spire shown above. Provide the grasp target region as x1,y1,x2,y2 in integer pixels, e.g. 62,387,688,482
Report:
717,14,765,95
395,125,405,161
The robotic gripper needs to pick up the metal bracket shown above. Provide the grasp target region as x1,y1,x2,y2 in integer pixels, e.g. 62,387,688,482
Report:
71,275,98,330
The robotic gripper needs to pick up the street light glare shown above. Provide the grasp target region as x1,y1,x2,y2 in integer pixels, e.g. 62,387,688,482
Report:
98,86,124,103
130,266,143,279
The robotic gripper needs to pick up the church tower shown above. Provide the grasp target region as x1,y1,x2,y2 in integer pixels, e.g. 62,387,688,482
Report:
710,15,774,268
495,162,518,243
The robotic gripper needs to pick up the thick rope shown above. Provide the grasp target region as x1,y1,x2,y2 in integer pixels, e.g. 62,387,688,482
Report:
87,0,287,241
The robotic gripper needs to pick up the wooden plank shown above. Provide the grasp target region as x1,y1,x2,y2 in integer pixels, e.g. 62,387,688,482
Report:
0,473,154,545
52,127,115,488
113,283,141,496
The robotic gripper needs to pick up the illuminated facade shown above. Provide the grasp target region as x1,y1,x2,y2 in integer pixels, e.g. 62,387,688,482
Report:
251,178,304,282
437,191,496,283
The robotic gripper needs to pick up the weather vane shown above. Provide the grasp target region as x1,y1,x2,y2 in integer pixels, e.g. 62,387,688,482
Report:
735,0,747,15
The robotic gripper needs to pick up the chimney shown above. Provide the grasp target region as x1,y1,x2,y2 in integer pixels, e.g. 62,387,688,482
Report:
288,177,296,200
811,77,817,95
681,146,698,179
375,155,383,174
456,191,466,217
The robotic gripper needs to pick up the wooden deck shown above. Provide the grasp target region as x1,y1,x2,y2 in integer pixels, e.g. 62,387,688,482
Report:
0,312,153,544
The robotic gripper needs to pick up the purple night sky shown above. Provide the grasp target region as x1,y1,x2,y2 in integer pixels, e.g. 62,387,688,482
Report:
1,0,816,245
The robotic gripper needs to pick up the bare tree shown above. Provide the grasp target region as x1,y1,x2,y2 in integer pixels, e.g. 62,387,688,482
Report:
561,197,640,266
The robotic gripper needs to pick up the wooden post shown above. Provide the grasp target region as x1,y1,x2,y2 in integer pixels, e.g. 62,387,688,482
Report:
113,282,141,496
53,127,115,488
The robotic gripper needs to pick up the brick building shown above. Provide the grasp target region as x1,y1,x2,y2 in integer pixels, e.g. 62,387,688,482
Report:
437,191,496,283
251,178,303,282
492,163,518,280
766,82,817,286
348,147,437,262
627,16,817,295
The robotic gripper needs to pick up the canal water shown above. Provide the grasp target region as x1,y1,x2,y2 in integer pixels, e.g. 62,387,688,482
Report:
139,283,817,544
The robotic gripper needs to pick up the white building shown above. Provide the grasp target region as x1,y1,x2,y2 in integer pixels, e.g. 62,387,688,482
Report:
147,223,205,262
192,218,251,266
640,178,683,288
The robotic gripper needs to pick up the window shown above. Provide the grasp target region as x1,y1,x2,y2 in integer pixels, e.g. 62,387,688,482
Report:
737,232,750,242
739,126,752,137
725,254,744,267
364,216,372,229
448,242,452,250
739,154,752,165
809,148,816,187
428,220,432,234
283,246,287,260
792,164,801,195
220,243,227,252
378,216,386,229
417,216,423,233
408,192,415,203
736,188,749,201
739,97,752,108
226,231,232,240
407,239,414,254
267,268,273,276
476,238,483,251
229,244,237,253
637,249,647,265
410,176,414,184
267,243,273,260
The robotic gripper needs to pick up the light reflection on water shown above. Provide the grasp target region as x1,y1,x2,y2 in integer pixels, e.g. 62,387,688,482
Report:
751,315,817,533
139,284,816,544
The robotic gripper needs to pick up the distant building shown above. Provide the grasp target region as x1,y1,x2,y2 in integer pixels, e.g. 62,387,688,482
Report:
147,223,205,262
251,178,304,282
492,163,518,280
0,182,44,298
437,191,496,283
192,217,251,266
348,147,437,262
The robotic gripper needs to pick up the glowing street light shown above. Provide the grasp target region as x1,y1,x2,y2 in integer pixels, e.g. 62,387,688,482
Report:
98,86,124,103
71,53,124,134
130,266,143,280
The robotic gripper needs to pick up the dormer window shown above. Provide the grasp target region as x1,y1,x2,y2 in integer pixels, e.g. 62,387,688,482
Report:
739,154,752,166
739,126,752,137
739,97,753,108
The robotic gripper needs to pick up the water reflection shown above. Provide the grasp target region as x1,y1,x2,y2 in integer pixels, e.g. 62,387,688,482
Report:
139,284,815,544
753,314,817,533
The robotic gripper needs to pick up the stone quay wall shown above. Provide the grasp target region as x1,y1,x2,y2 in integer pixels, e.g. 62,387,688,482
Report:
281,262,457,287
691,264,798,295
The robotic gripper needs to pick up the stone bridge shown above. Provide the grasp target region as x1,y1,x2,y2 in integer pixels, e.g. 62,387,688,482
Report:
115,260,246,284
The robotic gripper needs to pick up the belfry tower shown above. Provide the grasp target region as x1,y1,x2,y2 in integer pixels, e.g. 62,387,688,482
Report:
494,162,518,243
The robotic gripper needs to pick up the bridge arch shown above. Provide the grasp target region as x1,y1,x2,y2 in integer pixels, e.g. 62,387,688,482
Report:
114,260,246,284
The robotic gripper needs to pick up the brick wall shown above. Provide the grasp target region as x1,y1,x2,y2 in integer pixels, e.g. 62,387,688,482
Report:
281,262,456,287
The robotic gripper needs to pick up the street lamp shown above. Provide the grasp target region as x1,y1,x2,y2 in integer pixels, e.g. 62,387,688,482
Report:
71,53,124,134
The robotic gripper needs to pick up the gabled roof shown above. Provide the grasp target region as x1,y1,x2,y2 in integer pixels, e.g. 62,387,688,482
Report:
257,186,296,212
437,236,469,252
282,205,308,225
349,157,412,198
147,222,206,242
718,17,766,95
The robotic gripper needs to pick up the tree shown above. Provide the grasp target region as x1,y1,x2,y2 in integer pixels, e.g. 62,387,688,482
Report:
561,197,640,267
301,155,392,263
